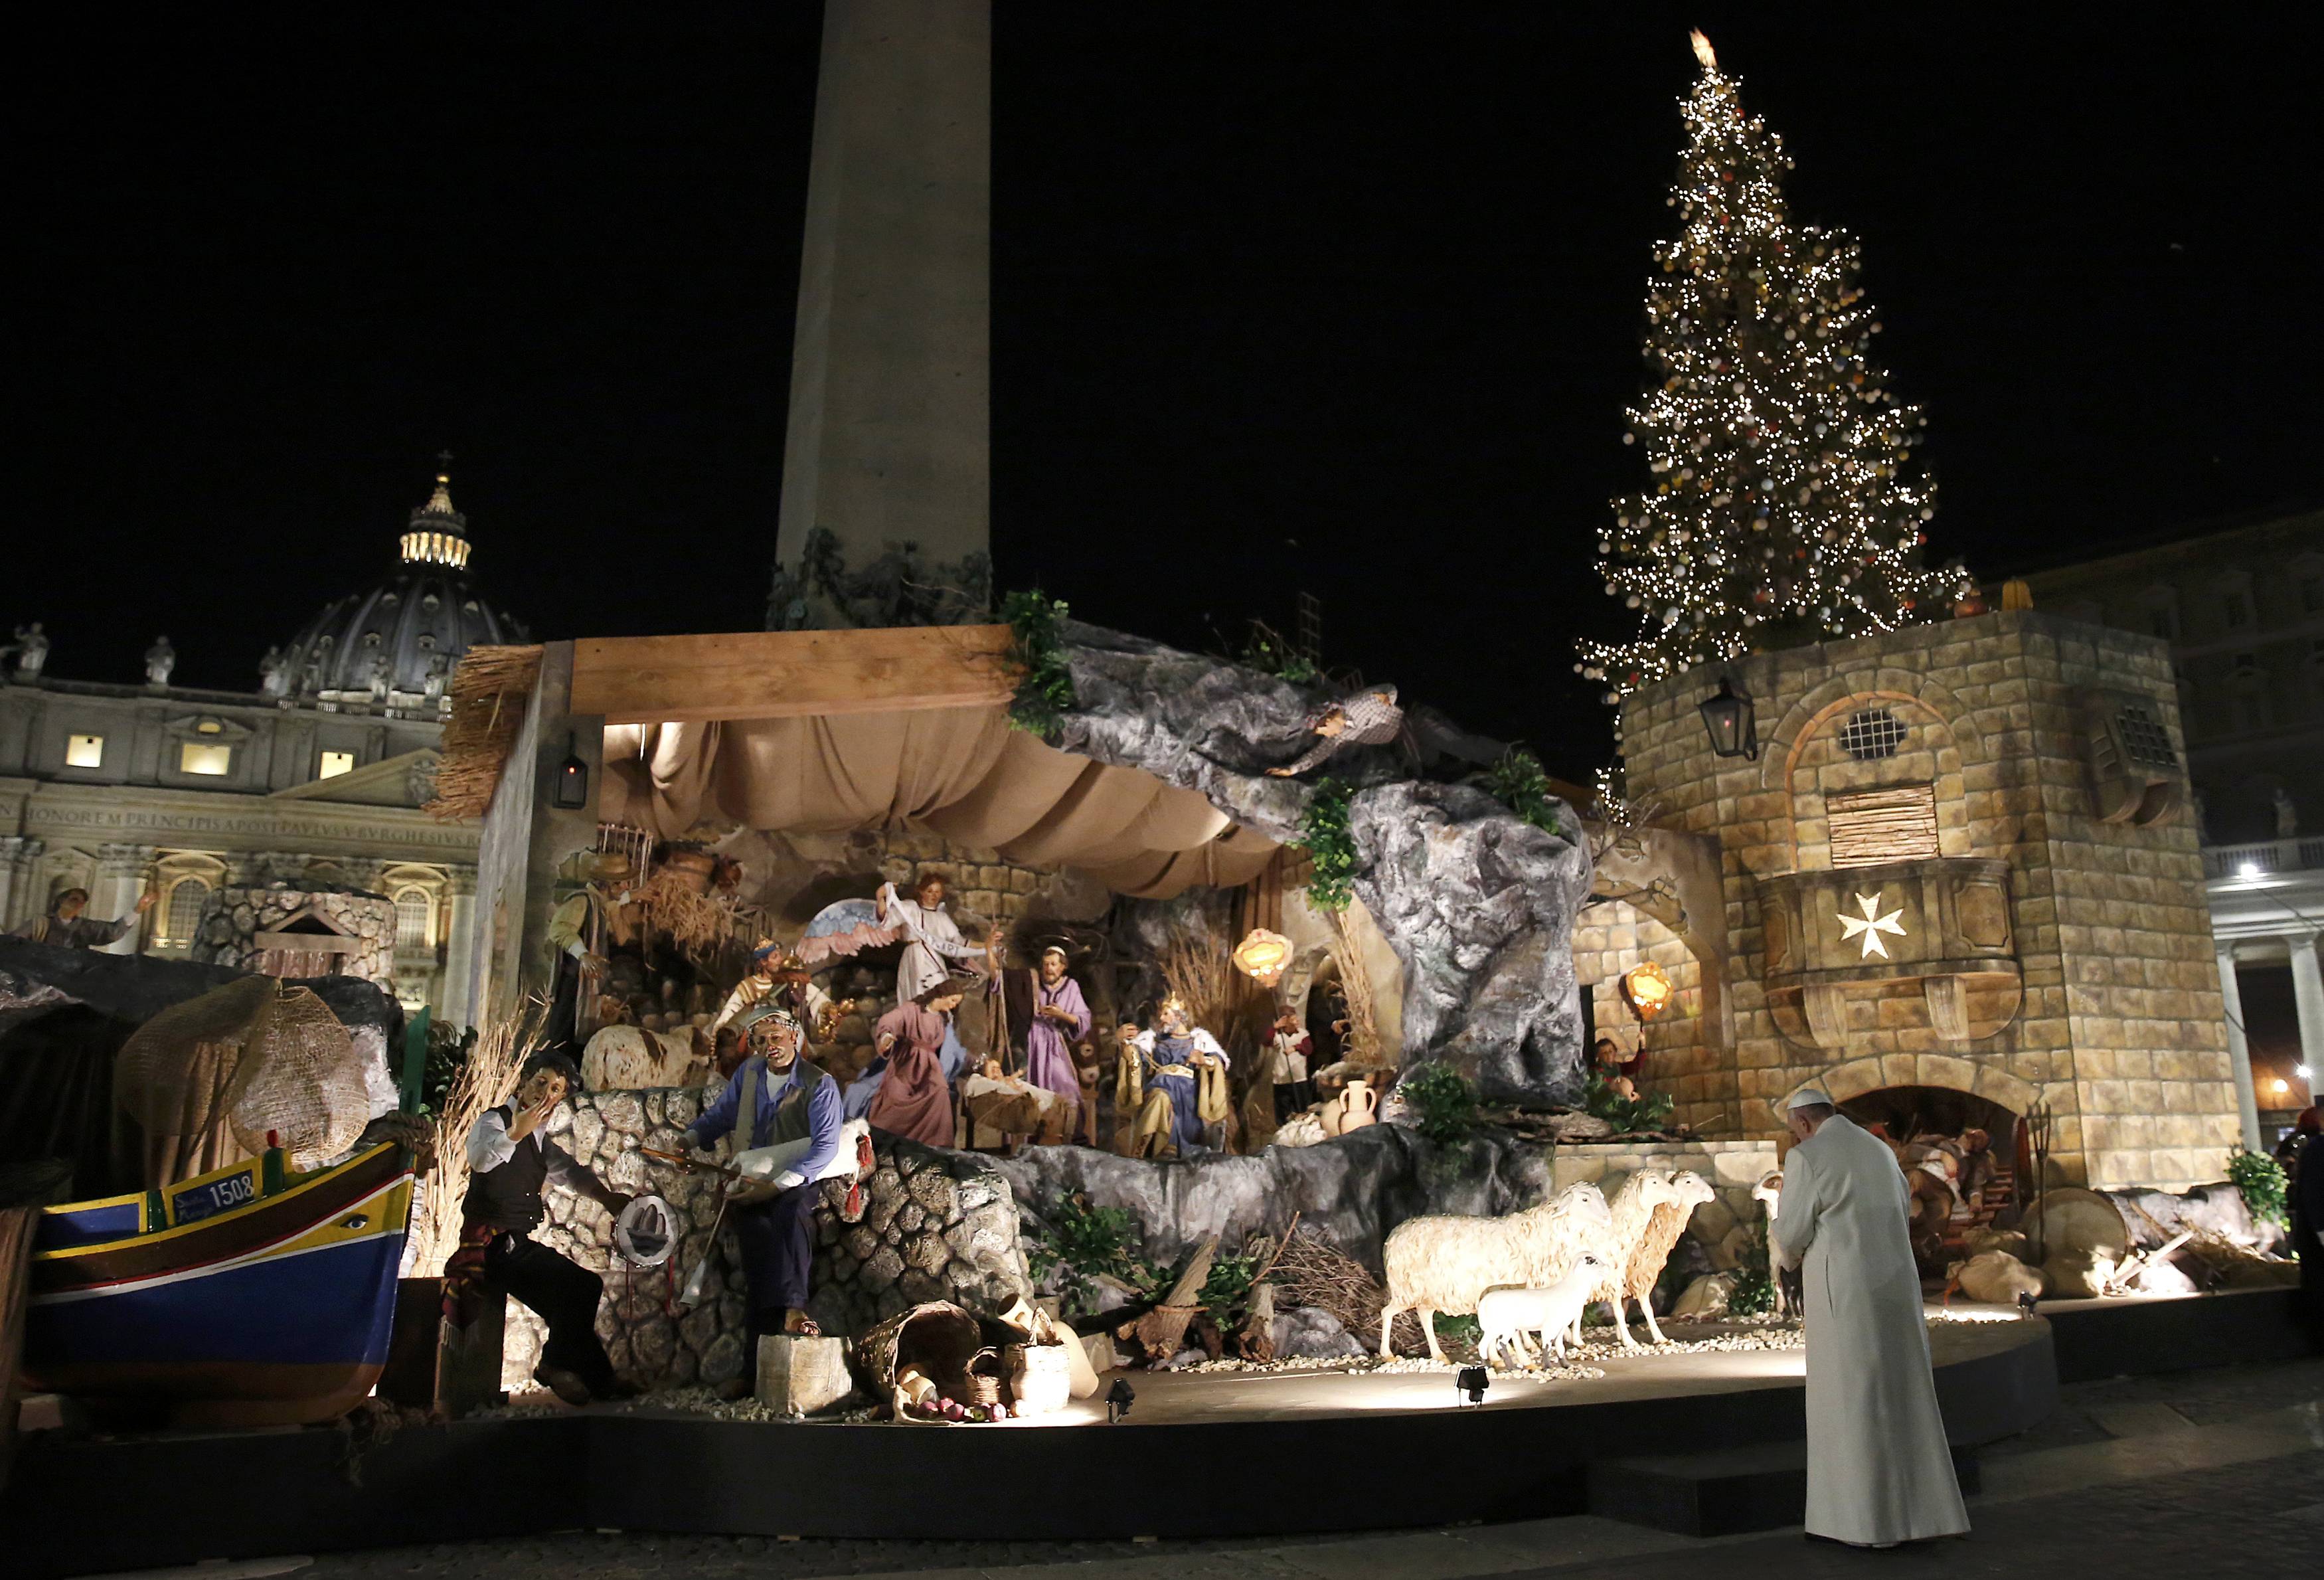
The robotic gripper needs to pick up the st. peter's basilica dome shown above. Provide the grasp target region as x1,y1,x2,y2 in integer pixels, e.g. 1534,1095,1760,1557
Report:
264,472,527,715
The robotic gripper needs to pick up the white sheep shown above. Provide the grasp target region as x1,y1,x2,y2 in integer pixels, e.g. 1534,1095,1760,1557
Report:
1578,1169,1685,1351
1596,1168,1714,1346
1753,1169,1798,1318
1378,1182,1614,1362
1477,1253,1610,1369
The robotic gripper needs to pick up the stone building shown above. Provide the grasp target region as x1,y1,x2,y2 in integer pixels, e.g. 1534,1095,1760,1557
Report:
2017,505,2323,1140
0,474,523,1021
1618,609,2242,1192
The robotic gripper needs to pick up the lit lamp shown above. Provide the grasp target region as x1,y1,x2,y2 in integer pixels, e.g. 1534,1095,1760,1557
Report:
1621,960,1674,1021
1698,679,1758,760
552,732,591,810
1231,928,1293,988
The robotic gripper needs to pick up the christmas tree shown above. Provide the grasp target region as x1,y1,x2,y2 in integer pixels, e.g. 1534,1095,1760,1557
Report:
1578,33,1966,713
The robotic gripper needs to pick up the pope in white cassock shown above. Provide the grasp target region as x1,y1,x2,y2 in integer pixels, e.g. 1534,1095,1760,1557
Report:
1771,1087,1970,1549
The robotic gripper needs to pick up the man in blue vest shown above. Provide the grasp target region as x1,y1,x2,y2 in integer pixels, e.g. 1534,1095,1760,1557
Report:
681,1003,843,1395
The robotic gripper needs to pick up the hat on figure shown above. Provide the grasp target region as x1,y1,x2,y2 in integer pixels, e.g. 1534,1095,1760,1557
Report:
1786,1087,1837,1111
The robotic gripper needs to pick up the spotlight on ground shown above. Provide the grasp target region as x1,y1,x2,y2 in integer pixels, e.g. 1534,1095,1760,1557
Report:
1455,1365,1491,1407
1106,1379,1135,1423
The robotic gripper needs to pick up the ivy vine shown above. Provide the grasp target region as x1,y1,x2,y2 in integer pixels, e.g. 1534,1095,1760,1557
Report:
1003,589,1076,739
1296,776,1358,912
1479,746,1566,839
2226,1146,2288,1228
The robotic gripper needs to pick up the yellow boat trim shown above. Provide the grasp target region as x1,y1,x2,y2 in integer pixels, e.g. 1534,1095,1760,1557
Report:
41,1186,154,1234
31,1144,405,1264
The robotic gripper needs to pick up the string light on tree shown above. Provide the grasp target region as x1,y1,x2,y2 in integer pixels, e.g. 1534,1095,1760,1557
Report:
1579,31,1969,714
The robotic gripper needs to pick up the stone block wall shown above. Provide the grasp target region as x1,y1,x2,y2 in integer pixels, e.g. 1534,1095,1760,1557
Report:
497,1085,1033,1393
190,884,397,986
1619,610,2240,1190
1551,1138,1780,1273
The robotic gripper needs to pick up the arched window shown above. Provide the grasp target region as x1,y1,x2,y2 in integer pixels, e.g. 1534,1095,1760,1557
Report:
393,887,434,951
161,876,211,947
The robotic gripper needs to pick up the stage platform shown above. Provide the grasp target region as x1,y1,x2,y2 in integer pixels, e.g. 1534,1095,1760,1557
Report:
1,1314,2062,1576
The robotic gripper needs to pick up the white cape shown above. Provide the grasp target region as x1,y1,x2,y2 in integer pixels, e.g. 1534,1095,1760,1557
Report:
1773,1114,1970,1545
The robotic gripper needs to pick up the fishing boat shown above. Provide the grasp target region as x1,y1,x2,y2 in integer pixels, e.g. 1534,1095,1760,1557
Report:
21,1140,416,1426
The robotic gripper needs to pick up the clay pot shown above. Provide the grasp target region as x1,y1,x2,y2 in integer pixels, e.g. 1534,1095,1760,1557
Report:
1321,1079,1378,1137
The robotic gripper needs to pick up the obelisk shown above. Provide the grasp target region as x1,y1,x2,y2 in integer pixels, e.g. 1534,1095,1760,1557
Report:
770,0,991,629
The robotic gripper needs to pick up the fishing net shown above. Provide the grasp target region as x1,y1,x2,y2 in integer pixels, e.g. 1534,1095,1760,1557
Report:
116,976,373,1179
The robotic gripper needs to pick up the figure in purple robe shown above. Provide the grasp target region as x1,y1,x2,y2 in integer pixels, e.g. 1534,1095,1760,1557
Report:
1023,946,1090,1120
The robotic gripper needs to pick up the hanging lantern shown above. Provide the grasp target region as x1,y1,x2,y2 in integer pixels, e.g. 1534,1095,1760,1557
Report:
1621,961,1675,1021
552,731,591,810
1230,928,1293,988
1699,678,1759,760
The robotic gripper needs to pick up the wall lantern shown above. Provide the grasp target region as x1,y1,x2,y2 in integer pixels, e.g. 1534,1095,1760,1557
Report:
1231,928,1293,988
1621,960,1675,1021
552,732,591,810
1699,678,1759,760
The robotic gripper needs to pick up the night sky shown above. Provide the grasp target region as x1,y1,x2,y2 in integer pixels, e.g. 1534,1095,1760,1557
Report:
16,7,2317,777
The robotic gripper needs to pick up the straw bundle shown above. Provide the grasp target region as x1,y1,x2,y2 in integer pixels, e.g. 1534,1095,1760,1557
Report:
631,868,739,964
425,645,545,822
408,998,541,1274
1326,910,1386,1069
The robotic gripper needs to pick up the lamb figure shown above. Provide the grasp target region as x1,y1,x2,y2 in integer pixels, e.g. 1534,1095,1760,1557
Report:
1477,1253,1611,1369
1752,1170,1800,1318
1378,1182,1614,1361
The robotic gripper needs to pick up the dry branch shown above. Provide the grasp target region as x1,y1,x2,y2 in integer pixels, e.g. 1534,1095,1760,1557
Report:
409,998,542,1273
1269,1225,1423,1354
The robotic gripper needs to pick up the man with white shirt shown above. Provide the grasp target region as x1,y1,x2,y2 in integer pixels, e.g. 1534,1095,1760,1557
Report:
450,1050,634,1405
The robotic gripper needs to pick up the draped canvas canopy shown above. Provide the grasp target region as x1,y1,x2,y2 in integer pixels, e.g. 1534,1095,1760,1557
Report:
600,707,1279,899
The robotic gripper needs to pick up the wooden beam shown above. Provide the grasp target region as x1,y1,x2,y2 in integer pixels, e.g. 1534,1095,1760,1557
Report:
568,626,1019,725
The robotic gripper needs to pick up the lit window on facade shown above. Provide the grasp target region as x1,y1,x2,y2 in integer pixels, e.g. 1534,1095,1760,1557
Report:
179,742,232,776
65,733,104,768
394,889,433,950
318,750,356,780
163,877,210,944
1837,707,1908,761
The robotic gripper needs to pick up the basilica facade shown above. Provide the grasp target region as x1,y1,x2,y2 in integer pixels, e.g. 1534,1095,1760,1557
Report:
0,474,523,1023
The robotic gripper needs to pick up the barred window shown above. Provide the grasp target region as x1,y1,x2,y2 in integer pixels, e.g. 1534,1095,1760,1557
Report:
2114,705,2177,770
1837,707,1908,761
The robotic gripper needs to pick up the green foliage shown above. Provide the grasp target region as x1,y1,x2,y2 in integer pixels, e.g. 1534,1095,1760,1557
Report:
1433,1312,1482,1350
1025,1192,1166,1316
418,1021,477,1116
1297,777,1358,912
1479,747,1566,839
1003,589,1076,739
1238,621,1322,685
2226,1146,2289,1228
1727,1222,1777,1317
1199,1247,1263,1325
1401,1062,1479,1146
1585,1067,1676,1136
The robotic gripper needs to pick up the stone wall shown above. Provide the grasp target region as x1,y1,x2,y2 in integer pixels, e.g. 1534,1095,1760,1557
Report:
1550,1138,1780,1274
499,1085,1032,1392
1620,610,2240,1190
190,884,397,987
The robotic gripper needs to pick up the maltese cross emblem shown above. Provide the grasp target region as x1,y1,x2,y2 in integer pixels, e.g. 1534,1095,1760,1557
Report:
1837,893,1906,960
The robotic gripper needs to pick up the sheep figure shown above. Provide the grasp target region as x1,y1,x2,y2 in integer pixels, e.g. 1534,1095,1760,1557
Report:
1378,1183,1614,1361
1598,1168,1716,1346
1752,1170,1801,1318
1574,1169,1685,1351
1477,1253,1611,1369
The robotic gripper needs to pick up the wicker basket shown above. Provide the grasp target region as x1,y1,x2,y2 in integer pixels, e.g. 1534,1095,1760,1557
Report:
962,1348,1004,1408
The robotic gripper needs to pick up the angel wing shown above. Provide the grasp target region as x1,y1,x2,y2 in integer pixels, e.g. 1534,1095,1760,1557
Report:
796,897,904,965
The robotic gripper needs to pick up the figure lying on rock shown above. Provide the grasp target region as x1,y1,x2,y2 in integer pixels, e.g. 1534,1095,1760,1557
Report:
1265,685,1404,777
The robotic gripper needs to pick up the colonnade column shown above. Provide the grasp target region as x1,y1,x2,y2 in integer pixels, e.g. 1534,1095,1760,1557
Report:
2215,944,2263,1152
0,835,39,930
441,866,478,1029
2290,930,2324,1104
